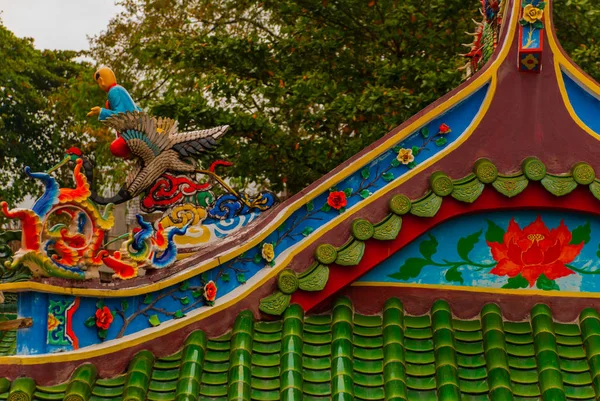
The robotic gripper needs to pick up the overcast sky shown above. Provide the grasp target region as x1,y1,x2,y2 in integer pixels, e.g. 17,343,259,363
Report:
0,0,122,50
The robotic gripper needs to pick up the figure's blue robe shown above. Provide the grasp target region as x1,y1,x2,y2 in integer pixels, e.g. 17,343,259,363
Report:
98,85,142,121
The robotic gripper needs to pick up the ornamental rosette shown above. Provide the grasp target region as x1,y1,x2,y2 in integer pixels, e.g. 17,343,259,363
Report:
262,243,275,262
397,148,414,165
204,280,218,302
523,4,543,23
327,191,347,210
438,123,451,134
487,217,583,286
95,306,114,330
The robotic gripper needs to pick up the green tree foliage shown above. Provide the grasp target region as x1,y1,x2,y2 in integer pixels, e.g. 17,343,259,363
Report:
554,0,599,81
91,0,480,195
0,22,106,204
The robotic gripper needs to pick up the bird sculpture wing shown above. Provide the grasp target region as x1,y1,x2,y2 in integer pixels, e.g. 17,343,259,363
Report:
103,111,228,161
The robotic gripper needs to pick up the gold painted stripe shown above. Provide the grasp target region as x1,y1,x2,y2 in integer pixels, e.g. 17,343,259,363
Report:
545,6,600,140
352,281,600,299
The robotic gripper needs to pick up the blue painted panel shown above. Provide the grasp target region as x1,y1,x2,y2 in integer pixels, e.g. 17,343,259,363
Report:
360,211,600,293
16,82,491,355
562,70,600,134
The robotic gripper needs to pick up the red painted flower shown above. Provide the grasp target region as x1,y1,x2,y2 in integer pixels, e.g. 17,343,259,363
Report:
488,217,584,286
327,191,347,210
204,280,218,302
439,123,451,134
95,306,113,330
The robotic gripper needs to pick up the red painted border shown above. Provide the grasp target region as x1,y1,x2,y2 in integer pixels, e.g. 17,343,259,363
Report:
65,297,80,350
292,183,600,311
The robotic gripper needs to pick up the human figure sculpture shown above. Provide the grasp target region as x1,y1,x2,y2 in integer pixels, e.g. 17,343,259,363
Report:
87,67,142,159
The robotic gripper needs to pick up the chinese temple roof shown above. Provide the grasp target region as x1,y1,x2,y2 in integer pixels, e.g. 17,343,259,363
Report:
3,298,600,401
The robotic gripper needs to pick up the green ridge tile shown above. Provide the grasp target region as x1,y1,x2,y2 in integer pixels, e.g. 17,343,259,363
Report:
457,354,487,368
158,351,182,362
199,384,227,397
459,378,489,394
202,361,229,373
454,331,483,343
405,327,433,340
558,345,587,360
353,372,383,387
251,377,280,391
509,368,539,384
562,371,592,386
251,388,280,401
304,332,332,345
96,376,126,387
508,356,537,370
207,340,230,351
92,385,123,397
452,319,481,332
354,334,383,349
354,347,383,361
505,332,534,345
211,332,232,342
253,340,281,354
32,391,64,400
154,360,180,370
151,369,179,382
148,380,176,392
253,331,282,343
506,343,535,357
458,366,487,380
254,321,283,334
354,314,382,328
354,359,383,374
405,363,435,377
251,366,280,379
201,372,227,385
560,358,590,373
304,324,332,334
405,315,431,329
303,368,331,383
205,350,230,363
455,340,484,356
90,396,119,401
303,357,332,371
354,385,385,400
405,376,436,391
305,315,332,325
405,351,435,365
407,389,438,401
504,322,532,334
353,326,383,338
198,396,226,401
147,390,176,401
35,383,68,393
404,338,433,352
304,381,331,396
556,335,583,347
554,324,581,337
511,383,541,397
303,343,332,357
564,384,595,400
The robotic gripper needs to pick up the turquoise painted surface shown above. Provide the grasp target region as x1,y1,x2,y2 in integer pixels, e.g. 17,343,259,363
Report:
15,82,490,355
360,211,600,292
562,70,600,134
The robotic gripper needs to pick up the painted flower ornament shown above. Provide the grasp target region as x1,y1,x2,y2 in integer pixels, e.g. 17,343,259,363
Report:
327,191,348,210
47,314,59,331
95,306,114,330
262,243,275,263
522,4,543,24
438,123,452,134
487,217,584,286
397,148,415,165
204,280,218,303
522,54,539,71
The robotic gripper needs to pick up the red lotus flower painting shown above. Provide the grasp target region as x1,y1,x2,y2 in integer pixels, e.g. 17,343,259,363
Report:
487,216,584,286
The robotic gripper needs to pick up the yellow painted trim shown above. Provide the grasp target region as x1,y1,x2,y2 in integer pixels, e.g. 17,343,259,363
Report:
353,281,600,299
0,0,522,365
545,5,600,140
0,2,517,300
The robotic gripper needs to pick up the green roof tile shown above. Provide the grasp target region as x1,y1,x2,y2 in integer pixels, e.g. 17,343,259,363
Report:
10,298,600,401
